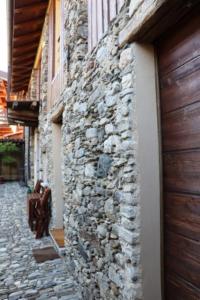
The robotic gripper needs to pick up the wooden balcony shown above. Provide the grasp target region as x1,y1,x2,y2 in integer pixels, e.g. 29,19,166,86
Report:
7,100,39,127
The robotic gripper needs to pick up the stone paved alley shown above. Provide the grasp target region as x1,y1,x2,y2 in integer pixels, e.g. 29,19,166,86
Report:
0,183,81,300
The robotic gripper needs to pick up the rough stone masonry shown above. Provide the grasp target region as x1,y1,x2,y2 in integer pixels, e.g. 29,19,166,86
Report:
27,0,145,299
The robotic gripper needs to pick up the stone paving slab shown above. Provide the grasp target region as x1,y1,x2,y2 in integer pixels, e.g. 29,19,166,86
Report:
0,183,81,300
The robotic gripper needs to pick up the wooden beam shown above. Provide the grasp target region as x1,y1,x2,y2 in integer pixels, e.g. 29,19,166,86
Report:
8,110,38,119
12,75,30,82
12,63,33,69
13,42,38,55
11,87,28,93
119,0,200,46
11,82,29,90
11,81,29,89
13,31,41,43
12,68,32,76
13,54,35,65
14,18,44,31
15,2,48,14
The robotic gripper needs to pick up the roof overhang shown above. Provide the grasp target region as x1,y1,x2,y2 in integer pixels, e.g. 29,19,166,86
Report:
7,100,39,127
8,0,48,93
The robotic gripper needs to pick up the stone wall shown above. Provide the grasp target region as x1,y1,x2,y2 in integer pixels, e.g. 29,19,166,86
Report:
31,0,143,299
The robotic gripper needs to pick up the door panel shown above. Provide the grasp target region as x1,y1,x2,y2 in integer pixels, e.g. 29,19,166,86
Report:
157,6,200,299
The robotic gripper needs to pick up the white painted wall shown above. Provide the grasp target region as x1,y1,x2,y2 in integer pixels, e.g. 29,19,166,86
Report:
134,43,162,300
52,123,63,228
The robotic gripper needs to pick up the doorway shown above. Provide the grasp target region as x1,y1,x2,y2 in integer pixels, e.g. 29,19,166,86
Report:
157,7,200,299
52,116,63,229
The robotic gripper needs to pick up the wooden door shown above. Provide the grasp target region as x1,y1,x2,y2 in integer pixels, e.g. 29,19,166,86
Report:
157,7,200,300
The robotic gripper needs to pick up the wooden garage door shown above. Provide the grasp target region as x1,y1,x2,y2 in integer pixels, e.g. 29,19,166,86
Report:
157,8,200,300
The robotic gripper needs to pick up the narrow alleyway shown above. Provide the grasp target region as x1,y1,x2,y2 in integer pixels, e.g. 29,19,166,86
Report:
0,183,81,300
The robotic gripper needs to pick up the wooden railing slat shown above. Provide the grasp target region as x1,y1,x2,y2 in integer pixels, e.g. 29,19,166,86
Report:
97,0,104,40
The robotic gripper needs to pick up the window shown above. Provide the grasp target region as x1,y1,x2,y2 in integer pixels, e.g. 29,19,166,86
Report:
53,0,61,78
48,0,62,109
88,0,124,51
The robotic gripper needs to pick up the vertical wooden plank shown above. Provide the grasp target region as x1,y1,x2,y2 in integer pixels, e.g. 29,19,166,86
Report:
60,0,64,91
103,0,109,32
88,0,92,51
117,0,124,13
91,0,98,48
54,0,61,76
47,1,54,110
109,0,117,21
97,0,103,40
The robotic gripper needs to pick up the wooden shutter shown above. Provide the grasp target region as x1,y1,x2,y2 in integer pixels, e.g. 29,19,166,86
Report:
88,0,92,51
54,0,61,76
48,2,54,109
91,0,98,49
60,0,64,92
97,0,103,40
103,0,109,33
88,0,124,51
109,0,117,21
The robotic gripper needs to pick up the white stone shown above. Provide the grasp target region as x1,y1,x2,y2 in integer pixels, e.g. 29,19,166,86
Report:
73,102,87,114
105,95,117,107
104,198,114,217
120,205,137,219
104,135,121,153
108,264,124,288
119,48,133,70
111,81,121,95
121,217,138,231
85,164,95,177
105,123,115,135
97,101,106,116
121,140,134,151
99,117,108,126
122,74,133,89
75,137,81,150
75,148,85,158
86,128,98,139
118,227,139,245
97,224,107,238
118,120,131,132
96,47,109,63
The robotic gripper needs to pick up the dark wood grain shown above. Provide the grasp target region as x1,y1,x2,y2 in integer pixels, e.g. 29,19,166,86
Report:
166,273,200,300
158,12,200,75
160,56,200,114
157,7,200,299
162,101,200,151
165,192,200,223
163,151,200,194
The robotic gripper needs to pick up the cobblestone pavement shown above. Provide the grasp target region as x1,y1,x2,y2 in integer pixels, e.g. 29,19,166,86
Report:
0,183,81,300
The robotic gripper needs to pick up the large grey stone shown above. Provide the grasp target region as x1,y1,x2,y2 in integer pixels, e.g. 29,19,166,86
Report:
104,135,121,153
96,47,109,63
85,164,95,177
105,123,115,135
108,264,124,288
120,205,137,219
97,224,107,238
86,128,98,139
96,154,112,178
118,227,139,245
119,48,133,70
104,198,114,218
122,74,133,89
